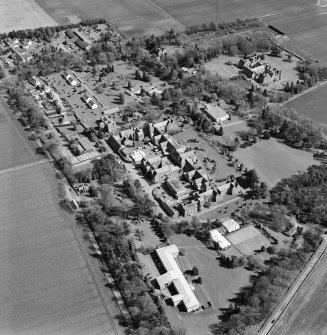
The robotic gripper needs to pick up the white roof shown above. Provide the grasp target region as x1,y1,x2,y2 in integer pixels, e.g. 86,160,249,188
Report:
222,219,240,233
203,104,228,121
210,229,231,249
156,245,200,311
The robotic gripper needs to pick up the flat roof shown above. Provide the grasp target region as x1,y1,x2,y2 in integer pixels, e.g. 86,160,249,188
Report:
203,104,228,120
156,245,200,310
210,229,231,249
222,219,240,233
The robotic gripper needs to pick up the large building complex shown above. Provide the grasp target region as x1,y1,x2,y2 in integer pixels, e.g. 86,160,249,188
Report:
156,245,201,313
239,55,281,85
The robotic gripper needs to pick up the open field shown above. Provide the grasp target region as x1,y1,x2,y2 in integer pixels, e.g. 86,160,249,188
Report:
0,163,119,335
36,0,184,36
285,82,327,126
264,6,327,63
227,225,270,255
234,138,316,188
0,0,57,33
36,0,316,36
270,245,327,335
163,234,251,335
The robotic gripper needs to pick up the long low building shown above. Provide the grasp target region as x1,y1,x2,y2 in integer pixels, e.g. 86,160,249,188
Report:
156,245,201,313
210,229,231,250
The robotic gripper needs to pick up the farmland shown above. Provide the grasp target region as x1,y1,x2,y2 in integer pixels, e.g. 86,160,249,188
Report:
35,0,317,36
234,137,316,187
0,95,120,334
0,163,120,335
263,6,327,63
0,0,57,33
285,82,327,126
270,247,327,335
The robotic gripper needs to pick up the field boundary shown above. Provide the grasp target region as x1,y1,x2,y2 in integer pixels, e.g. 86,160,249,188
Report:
260,238,327,335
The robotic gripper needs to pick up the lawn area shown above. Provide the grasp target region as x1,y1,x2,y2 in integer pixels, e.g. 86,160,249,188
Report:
204,55,240,78
0,164,118,335
285,82,327,126
234,137,316,188
0,0,57,33
165,234,251,335
36,0,316,36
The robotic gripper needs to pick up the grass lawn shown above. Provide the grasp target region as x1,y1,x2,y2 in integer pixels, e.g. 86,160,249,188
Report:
234,137,316,188
36,0,316,36
166,234,251,335
204,55,240,78
285,82,327,126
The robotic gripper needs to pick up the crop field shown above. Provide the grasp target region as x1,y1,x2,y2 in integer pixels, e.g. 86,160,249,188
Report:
36,0,316,36
234,138,316,187
0,0,57,33
227,225,270,255
263,6,327,63
0,163,118,335
270,247,327,335
285,82,327,126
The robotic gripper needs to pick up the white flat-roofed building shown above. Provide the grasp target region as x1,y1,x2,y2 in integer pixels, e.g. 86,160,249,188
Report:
87,99,98,110
156,245,201,313
202,104,229,123
222,219,240,234
210,229,231,250
63,71,77,86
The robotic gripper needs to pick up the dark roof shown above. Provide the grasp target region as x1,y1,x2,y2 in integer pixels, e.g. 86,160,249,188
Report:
75,39,89,50
66,29,75,39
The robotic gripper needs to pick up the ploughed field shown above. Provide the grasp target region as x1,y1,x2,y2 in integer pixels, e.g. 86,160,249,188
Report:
36,0,316,35
263,6,327,64
0,163,116,335
270,247,327,335
0,0,57,33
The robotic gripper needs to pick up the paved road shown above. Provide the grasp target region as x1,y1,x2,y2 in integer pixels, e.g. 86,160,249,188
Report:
259,238,327,335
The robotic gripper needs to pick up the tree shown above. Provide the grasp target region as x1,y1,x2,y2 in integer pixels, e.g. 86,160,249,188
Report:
197,277,202,285
245,169,259,188
192,266,199,276
135,70,141,80
118,92,125,105
127,80,132,90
